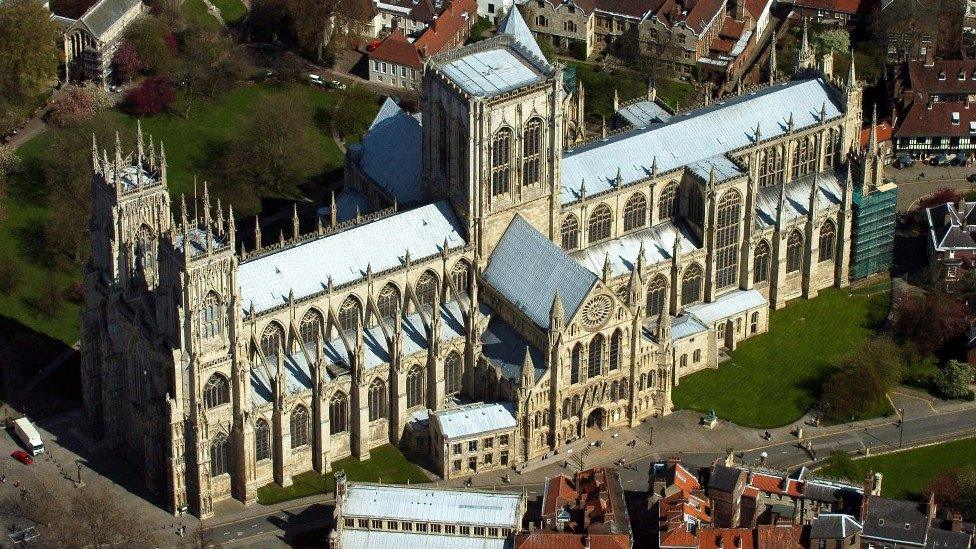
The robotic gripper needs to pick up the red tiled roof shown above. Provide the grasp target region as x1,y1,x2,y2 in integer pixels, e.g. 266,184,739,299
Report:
860,121,893,146
907,60,976,96
697,527,755,549
685,0,725,33
743,0,772,20
370,28,424,68
755,524,808,549
895,100,976,138
792,0,873,15
515,532,631,549
369,0,477,69
747,473,804,498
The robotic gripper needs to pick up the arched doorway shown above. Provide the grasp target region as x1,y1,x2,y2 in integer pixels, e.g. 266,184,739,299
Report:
585,408,606,434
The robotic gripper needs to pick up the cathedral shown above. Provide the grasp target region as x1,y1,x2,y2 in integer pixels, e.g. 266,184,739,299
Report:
80,9,882,517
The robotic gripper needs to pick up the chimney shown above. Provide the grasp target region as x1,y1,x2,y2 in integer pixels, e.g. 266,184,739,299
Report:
583,534,590,549
952,511,963,532
861,470,873,522
927,492,937,525
716,535,724,548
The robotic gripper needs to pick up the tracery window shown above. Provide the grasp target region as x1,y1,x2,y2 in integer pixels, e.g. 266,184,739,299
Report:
522,118,542,187
609,330,622,371
135,223,154,276
561,215,580,250
200,292,222,340
646,275,668,316
330,392,348,434
824,128,837,169
338,296,362,333
299,309,323,346
571,344,582,384
378,283,401,320
658,181,678,220
406,366,424,408
562,398,570,419
819,220,835,262
686,185,704,227
445,352,462,395
451,260,470,298
623,193,647,231
260,322,285,360
368,378,387,421
787,230,804,273
715,189,742,290
203,374,229,409
455,122,468,188
588,204,612,244
255,419,271,461
210,435,229,476
758,147,785,187
588,334,604,378
290,406,310,448
792,136,817,179
415,271,438,308
491,128,513,196
753,240,771,283
681,264,702,306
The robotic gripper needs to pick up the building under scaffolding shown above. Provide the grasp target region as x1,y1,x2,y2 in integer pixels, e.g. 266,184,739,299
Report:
850,181,898,280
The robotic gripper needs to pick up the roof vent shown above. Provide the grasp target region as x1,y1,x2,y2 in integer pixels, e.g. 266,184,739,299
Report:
939,71,947,80
905,523,911,529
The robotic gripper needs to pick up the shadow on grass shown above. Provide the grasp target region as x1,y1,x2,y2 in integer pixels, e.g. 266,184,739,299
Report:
11,220,54,270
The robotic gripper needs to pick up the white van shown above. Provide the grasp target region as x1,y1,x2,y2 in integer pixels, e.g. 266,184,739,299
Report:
12,418,44,456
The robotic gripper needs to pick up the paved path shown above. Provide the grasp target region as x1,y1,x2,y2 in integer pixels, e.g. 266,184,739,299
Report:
886,162,976,210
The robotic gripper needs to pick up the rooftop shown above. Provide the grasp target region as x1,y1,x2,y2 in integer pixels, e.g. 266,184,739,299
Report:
438,44,547,98
353,97,424,205
341,483,524,527
431,402,518,439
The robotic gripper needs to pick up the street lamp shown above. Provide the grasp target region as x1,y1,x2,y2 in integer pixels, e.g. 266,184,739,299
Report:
898,408,905,448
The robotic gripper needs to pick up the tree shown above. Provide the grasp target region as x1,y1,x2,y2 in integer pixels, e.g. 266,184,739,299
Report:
113,40,142,83
934,360,975,400
329,85,377,141
125,17,175,75
0,259,25,295
0,0,60,99
221,90,326,197
813,28,850,55
918,187,964,211
173,23,237,117
48,86,96,127
821,355,889,422
0,144,19,224
924,467,976,522
123,75,175,116
892,291,971,355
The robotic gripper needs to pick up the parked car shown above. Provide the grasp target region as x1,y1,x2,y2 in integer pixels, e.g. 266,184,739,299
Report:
308,74,325,87
10,450,32,465
931,153,952,166
329,80,347,91
951,153,970,166
895,154,915,168
967,173,976,183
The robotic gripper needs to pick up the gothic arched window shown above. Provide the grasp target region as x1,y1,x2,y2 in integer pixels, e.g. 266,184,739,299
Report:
203,373,230,409
715,189,742,290
623,193,648,231
455,122,468,188
787,230,804,273
378,283,401,320
451,260,470,298
609,330,622,370
200,292,222,340
610,380,619,401
445,351,462,395
792,136,817,179
406,365,424,408
819,220,836,262
299,308,323,347
368,379,387,421
338,296,362,333
260,322,285,360
658,181,678,220
646,275,667,317
330,392,348,434
588,334,604,378
686,185,704,227
825,128,837,169
561,215,580,250
290,406,310,448
437,104,450,180
588,204,612,244
563,398,571,420
255,419,271,461
210,434,229,476
536,14,548,27
135,223,154,276
491,128,513,196
522,118,542,187
571,343,582,384
681,264,703,306
753,240,771,283
415,271,438,308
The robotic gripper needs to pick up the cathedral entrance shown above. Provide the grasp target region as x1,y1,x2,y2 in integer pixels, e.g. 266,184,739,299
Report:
585,408,606,434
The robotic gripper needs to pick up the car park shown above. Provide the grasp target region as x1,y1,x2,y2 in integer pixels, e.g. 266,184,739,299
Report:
895,154,915,168
931,153,951,166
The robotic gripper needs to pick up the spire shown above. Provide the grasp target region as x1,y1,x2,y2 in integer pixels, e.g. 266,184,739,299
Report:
159,142,168,186
636,240,646,273
292,204,300,240
550,291,564,328
736,79,743,96
601,116,608,139
656,285,671,341
846,49,857,90
651,156,658,178
91,133,99,174
613,88,620,112
202,182,212,251
520,346,535,388
647,77,656,102
777,180,787,230
787,111,795,133
180,194,189,233
113,131,123,191
330,191,337,228
135,119,144,164
615,167,622,188
820,101,827,122
754,122,762,143
148,135,156,169
579,179,587,201
768,31,778,85
800,18,809,57
254,216,262,250
216,198,224,237
868,103,879,156
672,233,682,264
228,204,236,250
602,252,612,284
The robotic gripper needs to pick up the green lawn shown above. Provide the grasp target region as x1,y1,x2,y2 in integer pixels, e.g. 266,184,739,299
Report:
672,287,887,428
256,444,429,504
816,438,976,501
210,0,246,24
183,0,222,31
568,61,696,119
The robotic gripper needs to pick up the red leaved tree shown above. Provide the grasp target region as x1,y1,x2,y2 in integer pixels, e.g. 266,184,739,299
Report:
123,75,174,116
918,187,964,211
892,291,971,355
112,40,141,82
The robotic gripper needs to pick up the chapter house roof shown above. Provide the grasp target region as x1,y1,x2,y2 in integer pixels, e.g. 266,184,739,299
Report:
355,97,424,205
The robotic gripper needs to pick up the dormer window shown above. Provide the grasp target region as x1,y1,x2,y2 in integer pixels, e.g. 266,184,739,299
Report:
939,71,947,80
904,523,911,529
969,121,975,134
959,70,966,81
971,70,976,80
953,112,961,125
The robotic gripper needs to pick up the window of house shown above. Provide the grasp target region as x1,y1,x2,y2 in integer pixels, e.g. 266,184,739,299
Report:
680,354,688,368
402,522,412,531
718,322,726,340
623,193,647,231
290,406,310,448
453,443,462,454
460,526,471,535
750,311,758,334
489,527,499,537
372,520,382,529
388,521,398,530
485,453,493,465
501,451,509,465
452,459,461,471
444,525,455,534
468,457,477,470
468,440,478,452
474,526,486,536
753,240,771,283
693,349,701,363
381,62,387,73
358,519,368,528
255,419,271,461
484,437,494,448
736,318,742,333
500,434,509,445
491,128,513,196
488,3,494,12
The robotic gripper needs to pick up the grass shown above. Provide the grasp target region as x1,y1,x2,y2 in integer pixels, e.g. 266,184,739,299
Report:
672,287,887,428
256,444,429,505
568,61,696,119
183,0,222,31
816,438,976,501
210,0,246,24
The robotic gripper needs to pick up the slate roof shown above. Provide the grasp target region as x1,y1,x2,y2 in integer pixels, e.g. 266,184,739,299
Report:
498,4,547,66
925,201,976,252
78,0,141,39
439,47,546,98
925,527,974,549
355,97,424,205
484,215,597,328
615,100,673,127
707,463,744,494
238,201,465,313
571,218,700,277
481,314,547,383
561,78,842,203
810,514,862,540
684,289,767,325
861,496,930,546
341,483,524,527
431,402,518,439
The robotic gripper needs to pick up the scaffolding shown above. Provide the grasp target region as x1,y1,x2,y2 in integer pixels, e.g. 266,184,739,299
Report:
850,181,898,280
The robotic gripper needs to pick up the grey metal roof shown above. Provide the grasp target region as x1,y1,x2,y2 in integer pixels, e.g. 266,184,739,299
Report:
687,155,745,182
238,201,465,313
497,4,547,67
561,78,843,203
484,215,596,328
810,514,862,540
357,98,424,205
79,0,141,40
670,314,707,340
684,289,767,326
173,226,227,257
616,100,672,127
339,529,512,549
432,402,517,439
317,188,371,224
481,313,546,383
341,483,524,527
572,218,700,278
755,171,843,230
440,47,544,98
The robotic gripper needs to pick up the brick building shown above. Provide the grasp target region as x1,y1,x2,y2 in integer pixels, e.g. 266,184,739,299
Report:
893,60,976,158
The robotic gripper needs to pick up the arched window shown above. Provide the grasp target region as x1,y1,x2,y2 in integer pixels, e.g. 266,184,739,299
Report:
455,122,468,188
491,128,513,196
649,370,656,388
445,352,462,395
299,308,323,346
686,185,704,227
750,311,759,334
610,380,619,401
378,283,401,320
135,223,154,276
588,204,612,244
260,322,285,360
824,128,837,169
588,334,604,378
564,20,577,32
255,419,271,461
437,104,450,180
715,189,742,290
693,349,701,363
680,354,688,368
415,271,438,308
562,398,570,420
522,118,542,187
623,193,648,231
200,292,222,340
609,330,622,371
658,181,678,220
451,260,470,298
681,264,702,306
210,434,229,477
338,296,362,333
758,147,785,187
368,379,387,421
753,240,771,283
646,275,668,316
406,365,424,408
819,220,836,262
786,230,804,273
561,215,580,250
203,373,230,409
792,136,817,179
330,392,348,434
571,344,582,384
572,394,580,415
290,406,310,448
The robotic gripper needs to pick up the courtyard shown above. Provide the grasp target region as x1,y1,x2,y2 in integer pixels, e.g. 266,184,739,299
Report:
672,283,890,428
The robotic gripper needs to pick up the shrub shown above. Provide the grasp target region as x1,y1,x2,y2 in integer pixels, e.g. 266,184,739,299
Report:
918,187,964,211
66,281,85,304
569,39,588,61
48,86,96,127
934,360,975,400
123,75,174,116
0,260,25,295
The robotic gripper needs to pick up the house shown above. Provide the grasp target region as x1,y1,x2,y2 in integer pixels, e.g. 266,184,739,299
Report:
779,0,874,27
428,402,518,479
892,60,976,158
924,200,976,282
860,492,974,549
